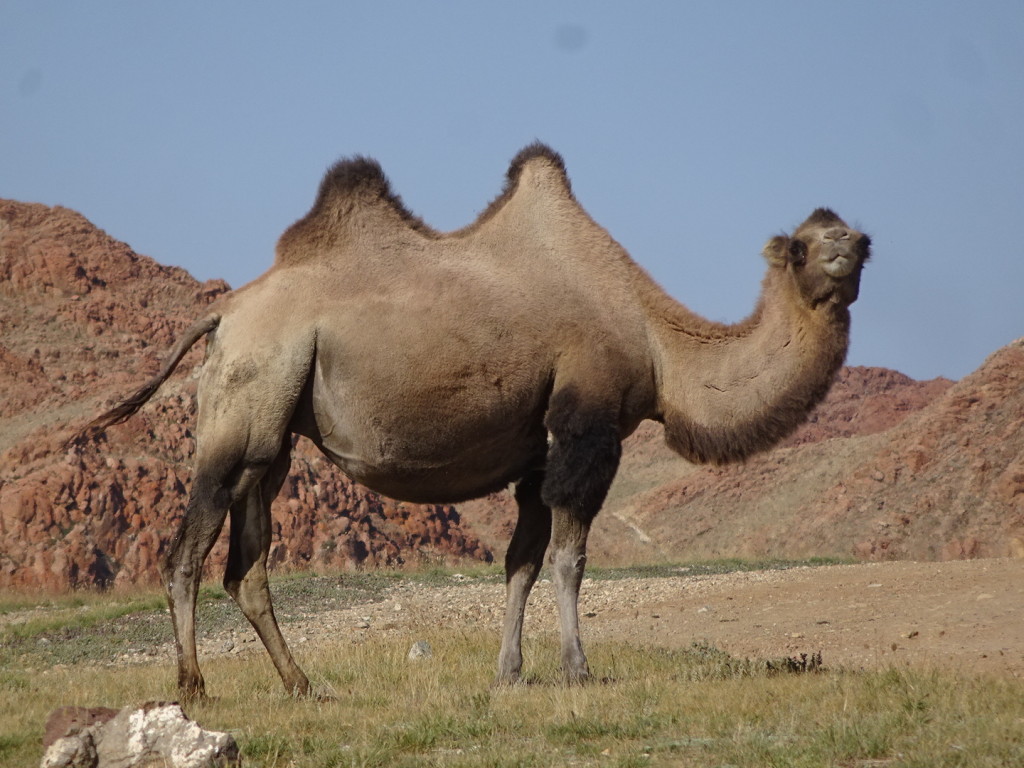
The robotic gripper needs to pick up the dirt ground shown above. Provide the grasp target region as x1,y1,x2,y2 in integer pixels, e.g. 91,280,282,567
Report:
212,558,1024,680
585,558,1024,677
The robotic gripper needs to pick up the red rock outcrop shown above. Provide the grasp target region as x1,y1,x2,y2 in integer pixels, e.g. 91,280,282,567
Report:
781,365,953,446
0,200,491,591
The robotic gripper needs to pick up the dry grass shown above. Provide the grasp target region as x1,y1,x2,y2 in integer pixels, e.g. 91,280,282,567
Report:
3,570,1024,767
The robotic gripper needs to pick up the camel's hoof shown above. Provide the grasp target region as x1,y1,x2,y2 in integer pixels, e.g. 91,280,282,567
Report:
491,673,521,689
177,691,216,708
176,682,209,704
281,676,315,699
562,670,593,686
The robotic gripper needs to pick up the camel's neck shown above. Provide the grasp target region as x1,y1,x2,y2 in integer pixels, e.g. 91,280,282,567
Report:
640,268,850,464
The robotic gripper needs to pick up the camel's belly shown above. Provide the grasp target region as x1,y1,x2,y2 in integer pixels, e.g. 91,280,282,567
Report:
297,359,550,503
316,419,546,503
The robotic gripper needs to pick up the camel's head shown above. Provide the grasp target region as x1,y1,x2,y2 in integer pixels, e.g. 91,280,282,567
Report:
762,208,871,308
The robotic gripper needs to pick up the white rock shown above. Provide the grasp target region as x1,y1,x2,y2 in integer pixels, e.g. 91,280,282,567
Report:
408,641,433,660
40,702,238,768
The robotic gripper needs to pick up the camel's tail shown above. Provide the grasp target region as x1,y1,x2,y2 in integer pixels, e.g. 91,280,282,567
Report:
70,313,221,446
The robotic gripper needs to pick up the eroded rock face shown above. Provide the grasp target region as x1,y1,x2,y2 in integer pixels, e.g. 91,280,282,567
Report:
40,702,238,768
0,200,492,591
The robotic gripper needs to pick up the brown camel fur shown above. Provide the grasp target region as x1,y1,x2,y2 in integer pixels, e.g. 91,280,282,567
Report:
80,143,871,698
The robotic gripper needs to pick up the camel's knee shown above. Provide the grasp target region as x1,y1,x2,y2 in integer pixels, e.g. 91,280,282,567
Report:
541,390,621,521
550,548,587,574
160,476,233,590
159,555,181,592
223,567,271,613
160,533,201,588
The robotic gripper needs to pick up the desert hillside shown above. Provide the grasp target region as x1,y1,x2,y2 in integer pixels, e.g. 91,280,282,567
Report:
2,200,1019,591
0,200,490,591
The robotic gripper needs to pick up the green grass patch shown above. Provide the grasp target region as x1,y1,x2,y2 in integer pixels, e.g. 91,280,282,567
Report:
2,595,166,640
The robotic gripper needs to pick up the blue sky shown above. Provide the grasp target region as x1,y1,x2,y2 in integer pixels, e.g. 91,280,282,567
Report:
3,1,1022,380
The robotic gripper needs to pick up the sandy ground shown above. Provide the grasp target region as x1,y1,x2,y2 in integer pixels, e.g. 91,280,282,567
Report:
232,558,1024,678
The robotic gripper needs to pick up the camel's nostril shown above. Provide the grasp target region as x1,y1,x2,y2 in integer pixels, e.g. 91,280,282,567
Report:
823,227,850,242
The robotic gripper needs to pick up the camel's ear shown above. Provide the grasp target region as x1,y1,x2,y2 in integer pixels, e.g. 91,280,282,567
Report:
762,235,789,268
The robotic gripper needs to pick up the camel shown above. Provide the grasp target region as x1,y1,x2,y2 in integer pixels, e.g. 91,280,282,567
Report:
81,143,870,698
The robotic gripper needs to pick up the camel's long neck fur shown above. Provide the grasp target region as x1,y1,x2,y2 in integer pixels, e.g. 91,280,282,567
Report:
639,267,850,465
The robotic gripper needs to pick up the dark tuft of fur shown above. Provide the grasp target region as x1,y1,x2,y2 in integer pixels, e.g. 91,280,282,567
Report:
857,233,872,261
320,157,391,197
803,208,844,227
465,142,573,234
540,388,622,522
505,142,569,189
787,239,808,265
316,156,435,235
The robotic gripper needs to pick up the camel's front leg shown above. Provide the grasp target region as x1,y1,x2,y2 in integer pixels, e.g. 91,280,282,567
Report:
539,386,622,683
549,508,591,682
496,472,552,684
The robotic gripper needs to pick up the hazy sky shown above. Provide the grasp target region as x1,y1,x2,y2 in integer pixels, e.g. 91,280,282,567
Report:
3,2,1022,380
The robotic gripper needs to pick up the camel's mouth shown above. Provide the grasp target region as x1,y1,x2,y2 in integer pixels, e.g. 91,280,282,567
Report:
821,254,856,278
818,241,862,279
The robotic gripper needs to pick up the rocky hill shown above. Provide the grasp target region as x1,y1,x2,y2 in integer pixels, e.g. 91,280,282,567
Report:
3,200,1018,592
0,201,490,591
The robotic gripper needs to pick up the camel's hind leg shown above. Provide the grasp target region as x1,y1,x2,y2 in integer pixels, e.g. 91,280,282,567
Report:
223,436,311,696
162,336,314,698
496,472,552,684
161,462,265,699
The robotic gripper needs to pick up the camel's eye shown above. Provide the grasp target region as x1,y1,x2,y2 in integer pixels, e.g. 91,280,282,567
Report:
788,239,807,265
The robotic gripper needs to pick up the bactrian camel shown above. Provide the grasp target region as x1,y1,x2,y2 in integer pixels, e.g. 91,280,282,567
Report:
82,143,871,698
